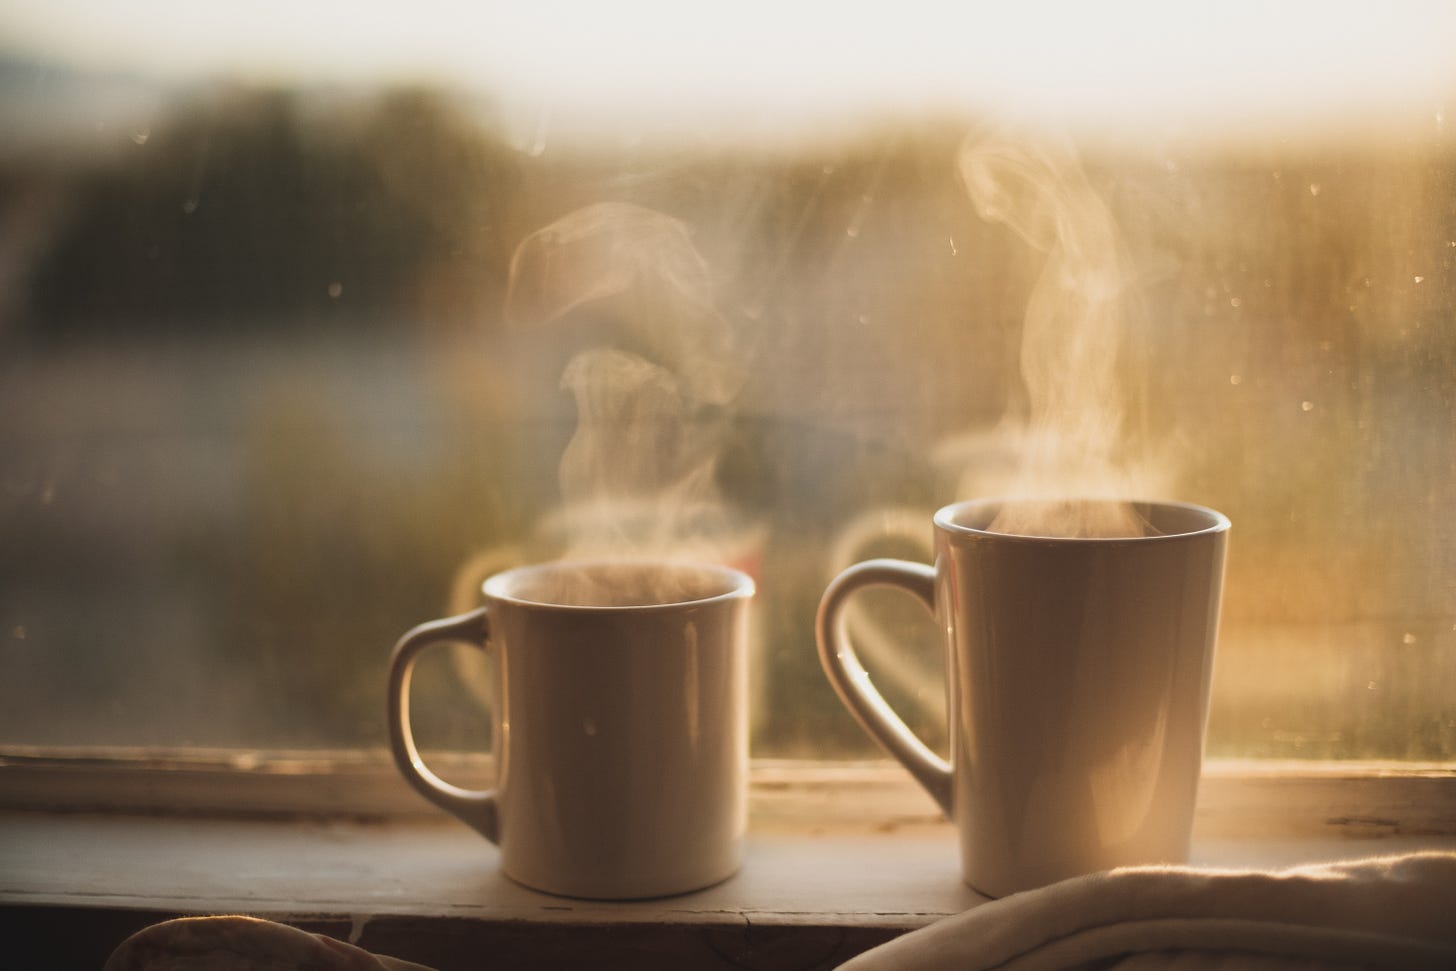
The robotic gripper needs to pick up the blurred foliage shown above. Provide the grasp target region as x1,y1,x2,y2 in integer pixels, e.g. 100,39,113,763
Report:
23,86,522,337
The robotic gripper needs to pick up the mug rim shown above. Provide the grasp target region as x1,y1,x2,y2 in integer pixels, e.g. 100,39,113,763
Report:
481,557,755,611
934,497,1231,543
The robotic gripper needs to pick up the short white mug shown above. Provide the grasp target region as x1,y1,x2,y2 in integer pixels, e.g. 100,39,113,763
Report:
388,559,753,899
817,498,1229,898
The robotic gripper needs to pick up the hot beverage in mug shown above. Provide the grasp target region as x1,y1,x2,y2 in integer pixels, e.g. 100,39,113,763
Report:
388,559,753,900
818,498,1229,897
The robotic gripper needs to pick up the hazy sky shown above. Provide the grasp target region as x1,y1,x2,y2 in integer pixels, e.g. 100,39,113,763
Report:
5,1,1455,141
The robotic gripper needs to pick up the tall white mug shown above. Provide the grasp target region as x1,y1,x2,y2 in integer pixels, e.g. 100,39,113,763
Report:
388,559,753,900
817,498,1229,898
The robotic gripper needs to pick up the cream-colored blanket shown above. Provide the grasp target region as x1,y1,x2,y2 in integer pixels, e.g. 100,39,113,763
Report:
841,853,1456,970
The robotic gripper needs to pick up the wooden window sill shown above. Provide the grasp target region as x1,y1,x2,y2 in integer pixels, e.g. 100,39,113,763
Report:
2,759,1453,968
4,812,1455,970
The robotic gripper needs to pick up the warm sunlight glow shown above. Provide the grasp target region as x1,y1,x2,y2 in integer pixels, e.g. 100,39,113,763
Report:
5,0,1454,141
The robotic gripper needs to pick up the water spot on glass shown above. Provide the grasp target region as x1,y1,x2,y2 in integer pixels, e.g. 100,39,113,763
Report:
1229,296,1242,308
948,236,958,256
131,129,150,145
181,198,198,215
1413,275,1425,284
1229,374,1243,386
1367,681,1378,690
231,752,261,770
327,282,343,299
583,717,597,736
1301,400,1314,412
857,313,869,325
1402,632,1417,644
513,105,552,158
11,626,25,640
1309,183,1321,197
846,225,860,238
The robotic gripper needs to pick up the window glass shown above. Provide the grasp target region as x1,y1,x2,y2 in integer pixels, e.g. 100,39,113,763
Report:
1,5,1452,760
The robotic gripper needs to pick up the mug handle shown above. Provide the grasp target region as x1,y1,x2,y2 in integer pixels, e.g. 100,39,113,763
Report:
816,558,953,817
387,607,500,842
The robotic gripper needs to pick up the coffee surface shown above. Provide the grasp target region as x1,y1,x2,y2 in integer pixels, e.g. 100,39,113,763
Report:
502,561,737,607
987,498,1155,538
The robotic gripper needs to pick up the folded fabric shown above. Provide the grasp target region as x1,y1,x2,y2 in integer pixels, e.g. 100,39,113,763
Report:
104,915,438,971
839,852,1456,971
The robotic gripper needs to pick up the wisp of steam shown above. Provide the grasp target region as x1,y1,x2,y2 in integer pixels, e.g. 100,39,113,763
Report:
502,201,751,582
958,132,1159,538
445,201,755,706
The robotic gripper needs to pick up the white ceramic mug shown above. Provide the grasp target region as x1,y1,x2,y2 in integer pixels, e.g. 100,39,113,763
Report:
388,559,753,899
817,498,1229,898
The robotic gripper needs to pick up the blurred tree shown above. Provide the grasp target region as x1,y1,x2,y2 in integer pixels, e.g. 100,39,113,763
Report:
25,84,521,338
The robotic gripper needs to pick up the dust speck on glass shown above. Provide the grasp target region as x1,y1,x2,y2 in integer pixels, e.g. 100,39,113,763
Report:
0,3,1453,761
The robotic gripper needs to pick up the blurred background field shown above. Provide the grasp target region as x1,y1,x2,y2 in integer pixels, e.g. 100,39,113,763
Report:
0,38,1452,760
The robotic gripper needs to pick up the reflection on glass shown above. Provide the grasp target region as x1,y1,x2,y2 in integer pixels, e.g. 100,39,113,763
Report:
0,5,1452,760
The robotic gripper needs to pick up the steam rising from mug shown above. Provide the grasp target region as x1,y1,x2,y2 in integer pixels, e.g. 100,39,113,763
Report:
504,201,748,567
958,133,1159,538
